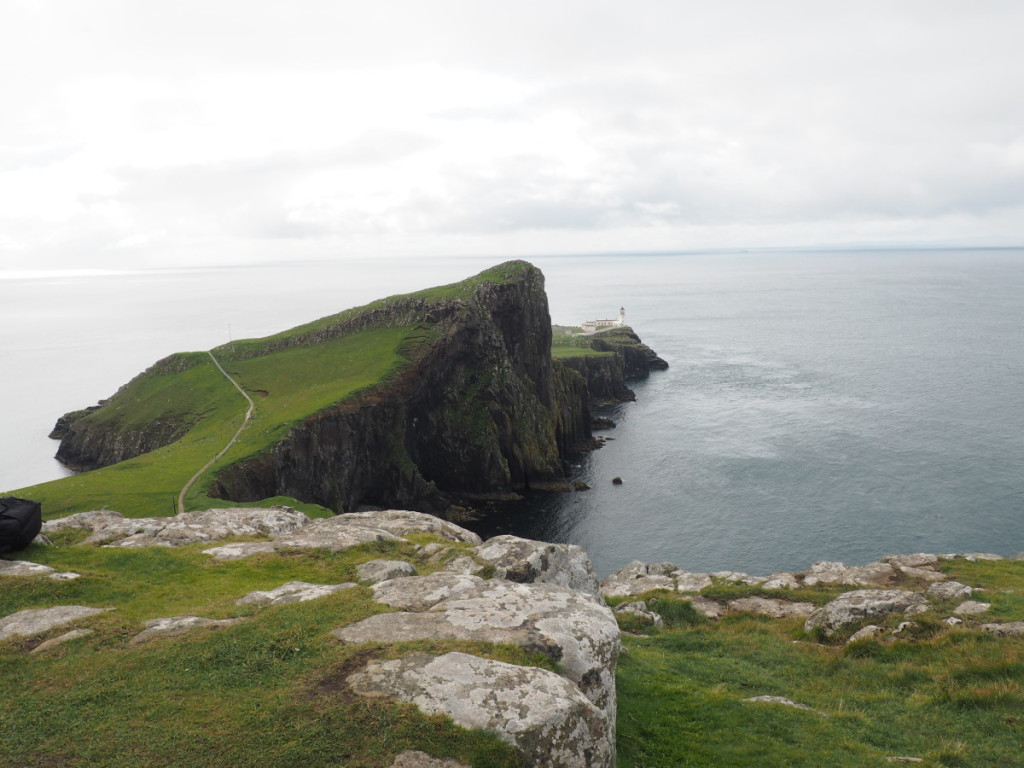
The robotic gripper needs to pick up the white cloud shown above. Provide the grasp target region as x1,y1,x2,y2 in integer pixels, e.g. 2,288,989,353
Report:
1,0,1023,270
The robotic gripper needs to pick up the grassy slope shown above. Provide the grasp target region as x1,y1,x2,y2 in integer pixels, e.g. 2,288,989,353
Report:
615,560,1024,768
7,261,541,519
0,532,533,768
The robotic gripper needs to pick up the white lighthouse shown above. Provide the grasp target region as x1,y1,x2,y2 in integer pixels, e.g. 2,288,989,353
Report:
580,307,627,333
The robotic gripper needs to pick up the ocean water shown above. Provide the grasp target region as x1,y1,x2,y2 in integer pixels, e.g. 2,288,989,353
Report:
3,249,1023,575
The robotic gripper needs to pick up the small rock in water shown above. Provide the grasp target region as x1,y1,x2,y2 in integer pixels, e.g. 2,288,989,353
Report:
573,481,591,491
611,477,623,485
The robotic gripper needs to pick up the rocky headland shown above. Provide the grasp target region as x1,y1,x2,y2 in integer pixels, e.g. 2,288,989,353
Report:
44,261,666,519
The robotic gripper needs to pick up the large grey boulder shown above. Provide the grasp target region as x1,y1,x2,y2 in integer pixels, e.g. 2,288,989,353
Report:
805,590,930,637
882,553,939,569
0,606,110,641
349,652,613,768
236,581,357,607
473,535,601,598
953,600,990,615
336,580,620,720
371,572,484,611
340,510,482,545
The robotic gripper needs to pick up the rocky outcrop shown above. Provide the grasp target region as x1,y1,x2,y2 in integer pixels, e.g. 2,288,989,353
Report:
473,535,602,598
43,507,481,557
804,590,930,636
236,581,357,607
335,579,620,721
348,652,613,768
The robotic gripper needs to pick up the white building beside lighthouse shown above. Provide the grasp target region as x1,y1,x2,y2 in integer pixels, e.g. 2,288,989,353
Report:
581,307,626,333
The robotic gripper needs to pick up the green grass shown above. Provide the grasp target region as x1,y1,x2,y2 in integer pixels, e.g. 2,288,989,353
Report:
0,534,526,768
615,560,1024,767
550,332,615,359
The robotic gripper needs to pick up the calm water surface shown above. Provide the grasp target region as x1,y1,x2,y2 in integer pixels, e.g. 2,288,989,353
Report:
3,249,1023,575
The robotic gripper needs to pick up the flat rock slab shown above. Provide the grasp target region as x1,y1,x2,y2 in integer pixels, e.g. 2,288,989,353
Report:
357,559,416,584
45,506,309,548
805,590,930,637
981,622,1024,637
474,535,601,597
0,559,81,581
349,652,613,768
802,561,896,588
742,695,826,716
390,751,472,768
30,629,94,654
727,597,816,619
953,600,991,615
236,581,357,607
926,581,973,600
130,616,244,645
47,507,482,556
0,606,110,641
371,572,484,611
204,510,481,560
336,580,620,719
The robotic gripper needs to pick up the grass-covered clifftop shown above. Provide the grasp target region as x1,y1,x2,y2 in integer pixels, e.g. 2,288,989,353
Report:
9,261,592,519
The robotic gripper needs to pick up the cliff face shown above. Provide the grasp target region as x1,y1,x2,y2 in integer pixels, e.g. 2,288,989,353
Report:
54,262,593,514
558,355,635,404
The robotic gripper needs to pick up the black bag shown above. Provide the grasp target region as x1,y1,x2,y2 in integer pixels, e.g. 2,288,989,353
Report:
0,497,42,554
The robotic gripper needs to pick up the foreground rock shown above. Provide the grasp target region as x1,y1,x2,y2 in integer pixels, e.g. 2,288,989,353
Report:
44,506,308,547
805,590,930,637
335,580,620,719
236,581,357,607
0,606,110,641
474,535,601,597
349,652,613,768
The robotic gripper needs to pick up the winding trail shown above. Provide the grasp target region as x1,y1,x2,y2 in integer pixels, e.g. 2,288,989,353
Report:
177,351,256,514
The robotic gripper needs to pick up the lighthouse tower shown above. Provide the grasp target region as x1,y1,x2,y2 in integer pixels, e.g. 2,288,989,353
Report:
618,307,626,326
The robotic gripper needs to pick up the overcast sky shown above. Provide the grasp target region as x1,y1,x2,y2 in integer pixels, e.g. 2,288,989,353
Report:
2,0,1023,270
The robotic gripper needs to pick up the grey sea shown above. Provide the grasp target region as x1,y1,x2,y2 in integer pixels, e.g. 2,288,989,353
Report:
3,248,1023,575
